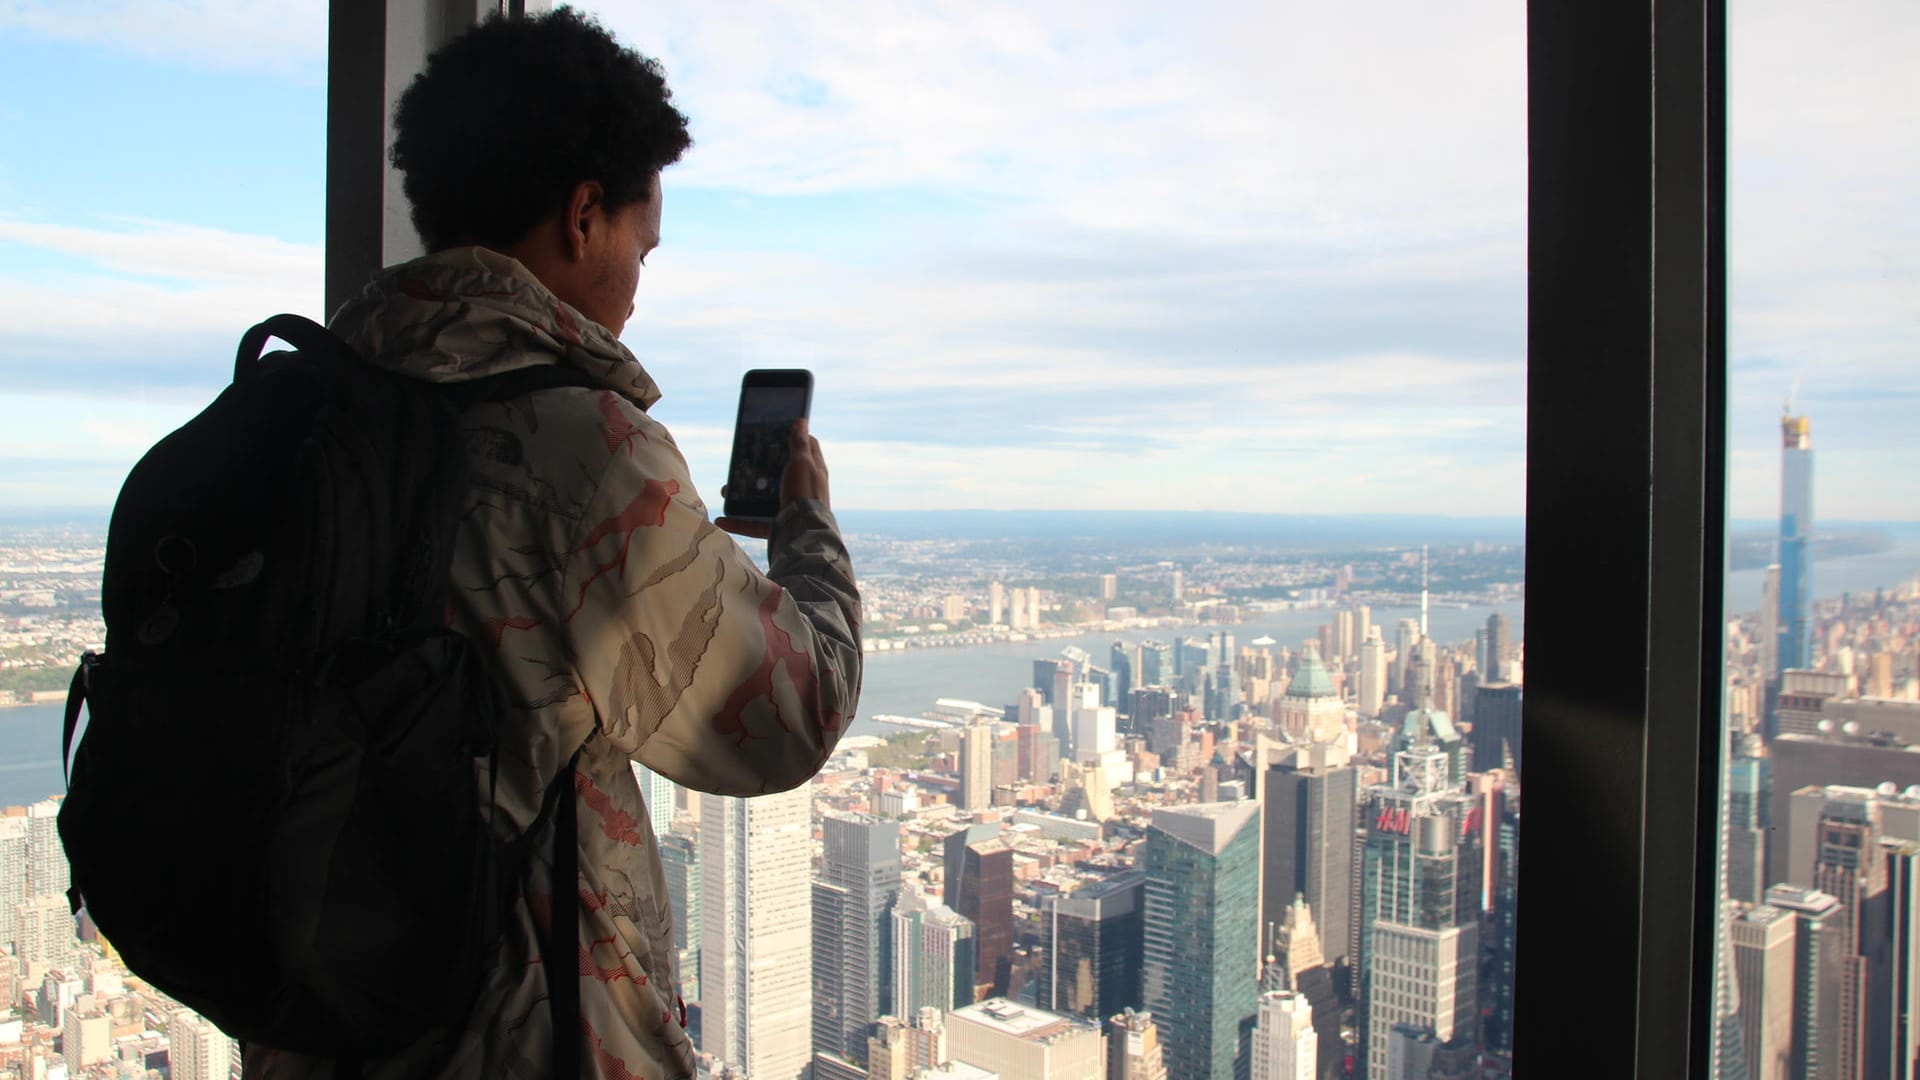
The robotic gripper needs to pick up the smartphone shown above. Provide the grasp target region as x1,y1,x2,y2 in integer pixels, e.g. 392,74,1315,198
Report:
723,369,814,521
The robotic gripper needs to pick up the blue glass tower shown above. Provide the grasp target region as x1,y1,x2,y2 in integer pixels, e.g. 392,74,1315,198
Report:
1778,410,1814,671
1143,801,1261,1080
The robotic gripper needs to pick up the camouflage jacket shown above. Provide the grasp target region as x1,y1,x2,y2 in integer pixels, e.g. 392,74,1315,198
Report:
244,247,862,1079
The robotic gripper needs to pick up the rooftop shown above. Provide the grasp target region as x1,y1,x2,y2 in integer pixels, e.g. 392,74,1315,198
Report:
1152,800,1260,855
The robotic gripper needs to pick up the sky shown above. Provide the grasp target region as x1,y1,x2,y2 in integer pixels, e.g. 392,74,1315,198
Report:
0,1,1913,520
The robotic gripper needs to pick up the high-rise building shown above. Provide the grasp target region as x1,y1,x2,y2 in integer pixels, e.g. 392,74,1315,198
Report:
1258,740,1357,978
960,719,996,812
1484,613,1511,684
1011,587,1029,630
892,885,976,1016
62,1006,110,1074
1070,682,1120,765
1799,788,1892,1080
813,814,903,1066
0,816,26,955
1358,627,1388,719
1277,645,1344,745
700,785,813,1080
1103,573,1119,601
1470,683,1523,779
946,825,1014,1000
1766,884,1845,1080
1141,641,1174,689
13,895,75,971
1038,871,1146,1022
1266,895,1342,1077
1727,746,1770,905
659,828,702,1002
1114,641,1138,702
1761,565,1782,685
1131,686,1176,747
1358,738,1484,1078
990,582,1006,627
169,1011,233,1080
1391,620,1421,705
1252,984,1317,1080
1335,610,1357,667
1172,570,1185,604
631,761,676,838
1035,658,1067,705
1143,801,1262,1080
1778,409,1815,673
1732,904,1797,1080
26,799,67,901
947,999,1107,1080
1887,842,1920,1079
1027,586,1044,626
1485,793,1522,1058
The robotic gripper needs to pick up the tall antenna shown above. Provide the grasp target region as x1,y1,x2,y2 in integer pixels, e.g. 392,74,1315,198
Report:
1785,377,1801,416
1420,544,1430,638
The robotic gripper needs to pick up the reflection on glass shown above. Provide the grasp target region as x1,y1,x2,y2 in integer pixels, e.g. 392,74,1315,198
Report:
1716,4,1918,1078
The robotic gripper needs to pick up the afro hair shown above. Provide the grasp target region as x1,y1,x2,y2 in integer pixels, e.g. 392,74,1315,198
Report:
391,8,693,252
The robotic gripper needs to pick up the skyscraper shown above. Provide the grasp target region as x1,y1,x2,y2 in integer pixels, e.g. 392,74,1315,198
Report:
0,817,26,956
1276,644,1344,745
1252,982,1317,1080
1141,640,1174,689
1358,627,1388,719
1470,683,1523,779
1038,871,1146,1022
1778,408,1815,673
169,1011,233,1080
1114,640,1138,702
1484,613,1511,684
1143,801,1262,1080
1887,841,1920,1079
25,799,67,901
1392,619,1420,703
1761,565,1781,684
1801,788,1891,1080
1765,884,1844,1080
892,884,977,1016
631,761,676,838
1265,895,1342,1077
1727,746,1770,905
813,814,903,1066
700,785,813,1080
946,825,1014,1000
990,582,1006,627
659,828,702,1002
1358,739,1484,1078
1258,740,1357,979
1731,904,1797,1080
960,720,995,811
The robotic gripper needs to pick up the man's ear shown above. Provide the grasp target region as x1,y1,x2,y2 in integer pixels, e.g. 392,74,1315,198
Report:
562,180,607,261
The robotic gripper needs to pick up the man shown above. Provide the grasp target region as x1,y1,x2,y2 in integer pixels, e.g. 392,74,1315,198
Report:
246,10,860,1078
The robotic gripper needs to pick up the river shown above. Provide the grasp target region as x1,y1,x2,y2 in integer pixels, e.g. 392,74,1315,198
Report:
5,532,1915,810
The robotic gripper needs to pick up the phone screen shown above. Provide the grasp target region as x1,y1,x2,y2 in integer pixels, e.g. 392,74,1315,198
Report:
727,383,810,514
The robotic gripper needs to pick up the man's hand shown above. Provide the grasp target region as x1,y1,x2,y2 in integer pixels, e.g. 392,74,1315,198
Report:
717,418,831,540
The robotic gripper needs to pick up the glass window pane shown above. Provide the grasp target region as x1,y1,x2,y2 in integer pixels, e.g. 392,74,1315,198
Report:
1717,4,1919,1079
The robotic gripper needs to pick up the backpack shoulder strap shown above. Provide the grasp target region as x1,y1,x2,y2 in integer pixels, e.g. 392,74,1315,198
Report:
234,314,358,382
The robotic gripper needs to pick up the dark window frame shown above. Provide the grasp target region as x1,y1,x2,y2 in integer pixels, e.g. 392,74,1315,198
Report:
326,1,1733,1075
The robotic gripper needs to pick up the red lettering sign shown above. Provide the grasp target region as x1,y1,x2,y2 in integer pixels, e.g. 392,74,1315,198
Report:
1375,807,1411,835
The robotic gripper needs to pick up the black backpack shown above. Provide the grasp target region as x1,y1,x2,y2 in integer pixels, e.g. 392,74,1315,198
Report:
59,314,596,1065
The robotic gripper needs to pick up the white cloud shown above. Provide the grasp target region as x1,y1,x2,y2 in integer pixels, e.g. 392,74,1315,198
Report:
0,0,326,77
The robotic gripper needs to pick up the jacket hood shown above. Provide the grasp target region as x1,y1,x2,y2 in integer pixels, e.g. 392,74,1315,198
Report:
328,246,662,409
